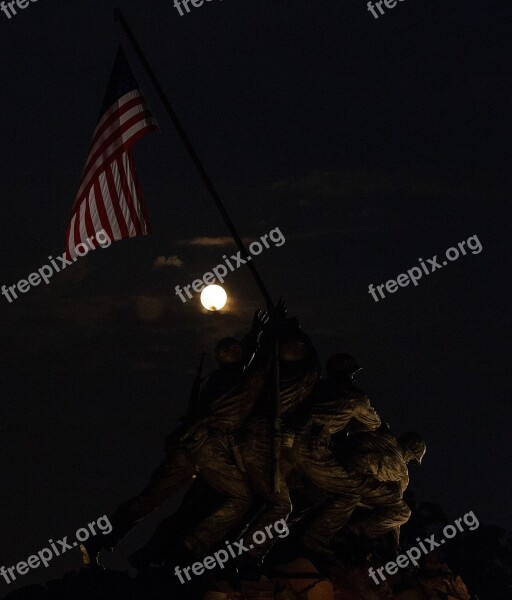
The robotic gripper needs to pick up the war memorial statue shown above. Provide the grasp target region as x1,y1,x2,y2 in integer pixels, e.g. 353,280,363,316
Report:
79,300,426,599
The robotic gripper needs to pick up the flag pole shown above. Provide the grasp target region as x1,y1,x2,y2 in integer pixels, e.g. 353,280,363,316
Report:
113,7,274,310
114,8,282,493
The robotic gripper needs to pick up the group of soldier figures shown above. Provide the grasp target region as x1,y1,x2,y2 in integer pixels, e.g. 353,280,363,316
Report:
81,301,426,580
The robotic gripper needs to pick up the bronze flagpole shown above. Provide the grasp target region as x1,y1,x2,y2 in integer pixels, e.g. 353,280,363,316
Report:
114,8,283,492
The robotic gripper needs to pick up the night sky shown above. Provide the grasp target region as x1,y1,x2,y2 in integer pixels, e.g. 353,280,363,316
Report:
1,0,511,592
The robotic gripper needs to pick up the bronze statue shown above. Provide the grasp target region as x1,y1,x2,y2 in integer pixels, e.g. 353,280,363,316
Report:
340,428,426,555
231,316,320,565
80,310,268,567
80,313,426,587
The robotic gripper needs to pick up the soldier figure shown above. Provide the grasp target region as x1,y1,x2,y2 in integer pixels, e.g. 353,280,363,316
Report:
81,310,269,567
340,428,426,555
285,353,382,557
80,296,426,583
266,356,425,568
233,316,321,565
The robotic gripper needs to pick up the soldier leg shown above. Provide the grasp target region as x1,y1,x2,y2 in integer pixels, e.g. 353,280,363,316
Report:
302,494,360,554
352,500,411,541
81,447,196,566
346,481,410,555
108,447,196,547
296,441,363,553
239,428,291,560
129,479,223,568
184,434,253,556
287,482,329,529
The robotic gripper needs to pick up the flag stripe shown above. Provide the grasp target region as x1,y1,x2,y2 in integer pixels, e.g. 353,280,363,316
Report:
93,178,115,242
98,170,124,240
83,106,154,184
126,152,147,235
75,119,157,208
128,151,152,235
108,160,135,238
113,158,142,236
91,92,147,150
73,205,81,256
88,193,105,243
66,214,76,258
78,200,89,252
84,198,97,249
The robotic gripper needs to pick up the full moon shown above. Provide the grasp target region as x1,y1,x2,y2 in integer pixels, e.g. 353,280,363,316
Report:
200,284,227,311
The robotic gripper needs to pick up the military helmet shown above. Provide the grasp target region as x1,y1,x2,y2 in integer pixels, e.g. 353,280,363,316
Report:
278,339,307,361
398,432,426,466
326,353,361,378
214,337,243,365
276,318,308,361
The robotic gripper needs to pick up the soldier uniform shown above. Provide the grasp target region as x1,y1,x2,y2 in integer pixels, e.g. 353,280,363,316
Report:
289,354,382,555
81,312,268,565
236,318,320,561
340,429,426,551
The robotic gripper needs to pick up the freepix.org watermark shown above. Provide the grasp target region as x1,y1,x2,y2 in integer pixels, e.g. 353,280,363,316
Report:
1,229,112,304
174,227,286,304
368,234,483,303
174,518,289,583
368,510,480,585
172,0,219,17
0,0,40,21
0,515,113,586
367,0,406,20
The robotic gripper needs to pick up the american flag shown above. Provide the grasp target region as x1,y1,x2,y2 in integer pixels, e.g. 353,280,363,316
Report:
65,48,158,260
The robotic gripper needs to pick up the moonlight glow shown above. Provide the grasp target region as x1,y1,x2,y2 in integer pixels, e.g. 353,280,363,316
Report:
200,285,227,311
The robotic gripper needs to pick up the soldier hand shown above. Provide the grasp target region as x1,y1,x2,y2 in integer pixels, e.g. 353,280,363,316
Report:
252,308,269,333
271,297,288,321
178,422,208,443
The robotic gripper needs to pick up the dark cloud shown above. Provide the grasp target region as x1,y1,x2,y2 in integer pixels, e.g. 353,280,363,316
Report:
153,255,183,268
176,236,251,247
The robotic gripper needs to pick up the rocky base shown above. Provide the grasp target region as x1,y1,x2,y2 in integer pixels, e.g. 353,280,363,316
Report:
202,557,471,599
3,496,510,600
1,557,471,600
